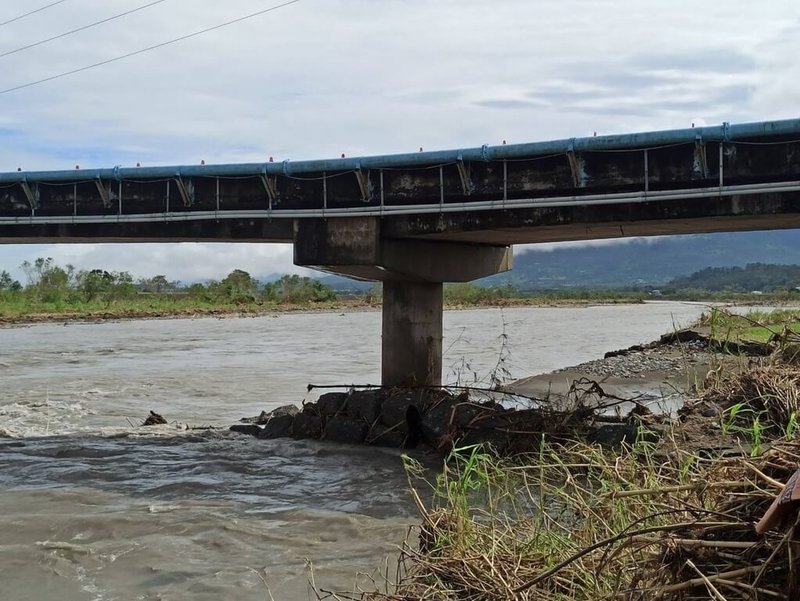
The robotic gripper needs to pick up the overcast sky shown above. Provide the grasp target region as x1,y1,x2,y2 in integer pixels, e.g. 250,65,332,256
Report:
1,0,798,281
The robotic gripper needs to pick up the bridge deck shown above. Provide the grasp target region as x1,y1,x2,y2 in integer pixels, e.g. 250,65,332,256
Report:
2,118,800,244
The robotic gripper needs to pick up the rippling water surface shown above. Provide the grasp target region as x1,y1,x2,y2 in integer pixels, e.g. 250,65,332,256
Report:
0,303,707,600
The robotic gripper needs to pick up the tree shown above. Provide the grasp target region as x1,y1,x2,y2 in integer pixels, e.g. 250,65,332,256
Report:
77,269,115,300
111,271,136,299
73,269,136,302
138,275,174,293
266,274,336,303
186,282,209,299
0,270,21,292
20,257,73,302
211,269,258,302
664,263,800,293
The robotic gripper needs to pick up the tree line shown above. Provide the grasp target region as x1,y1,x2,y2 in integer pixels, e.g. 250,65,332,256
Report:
0,258,337,305
7,257,796,308
663,263,800,293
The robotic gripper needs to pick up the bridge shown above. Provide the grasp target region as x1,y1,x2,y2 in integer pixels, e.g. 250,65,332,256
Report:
2,118,800,386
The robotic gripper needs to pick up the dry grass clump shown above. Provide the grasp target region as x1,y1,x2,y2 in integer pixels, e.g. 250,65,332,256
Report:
630,441,800,600
700,365,800,436
355,437,799,601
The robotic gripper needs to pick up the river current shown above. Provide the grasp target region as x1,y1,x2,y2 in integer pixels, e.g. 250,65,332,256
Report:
0,303,708,600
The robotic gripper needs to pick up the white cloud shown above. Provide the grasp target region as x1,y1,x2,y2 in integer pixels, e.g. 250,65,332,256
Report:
0,0,798,279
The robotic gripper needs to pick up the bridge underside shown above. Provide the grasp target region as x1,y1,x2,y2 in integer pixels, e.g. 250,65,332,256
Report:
0,218,294,244
2,190,799,246
3,119,800,385
386,190,800,244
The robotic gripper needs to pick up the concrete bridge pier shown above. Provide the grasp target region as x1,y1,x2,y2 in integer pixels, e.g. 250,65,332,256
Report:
293,217,512,387
382,280,443,387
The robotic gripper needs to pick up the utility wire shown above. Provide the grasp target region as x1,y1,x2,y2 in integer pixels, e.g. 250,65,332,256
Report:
1,0,168,60
0,1,67,28
0,0,302,95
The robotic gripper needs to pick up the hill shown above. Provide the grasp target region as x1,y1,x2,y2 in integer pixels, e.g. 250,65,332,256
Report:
663,263,800,293
479,229,800,290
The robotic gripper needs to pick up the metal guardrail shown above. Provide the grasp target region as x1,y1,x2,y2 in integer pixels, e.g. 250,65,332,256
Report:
1,180,798,225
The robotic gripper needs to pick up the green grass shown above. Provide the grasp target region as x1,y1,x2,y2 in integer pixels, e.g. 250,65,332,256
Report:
0,287,654,322
0,293,369,321
701,307,800,344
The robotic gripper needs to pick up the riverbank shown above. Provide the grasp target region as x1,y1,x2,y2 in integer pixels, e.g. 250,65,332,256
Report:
222,307,800,599
0,296,384,326
378,430,800,600
0,296,654,326
507,333,711,411
344,312,800,600
4,294,798,328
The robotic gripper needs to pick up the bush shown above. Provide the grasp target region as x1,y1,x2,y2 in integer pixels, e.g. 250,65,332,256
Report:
264,274,337,303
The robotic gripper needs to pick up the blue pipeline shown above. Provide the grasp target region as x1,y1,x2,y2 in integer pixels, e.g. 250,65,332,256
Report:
2,117,799,184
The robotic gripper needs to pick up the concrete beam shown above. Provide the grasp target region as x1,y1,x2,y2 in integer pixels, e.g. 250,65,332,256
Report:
293,217,511,282
380,239,511,282
293,217,380,266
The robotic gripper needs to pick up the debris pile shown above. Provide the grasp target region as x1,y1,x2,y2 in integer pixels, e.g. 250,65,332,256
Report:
230,386,640,452
363,439,800,601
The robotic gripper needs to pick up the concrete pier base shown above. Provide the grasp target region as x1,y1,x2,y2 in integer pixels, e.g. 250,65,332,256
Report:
382,281,443,387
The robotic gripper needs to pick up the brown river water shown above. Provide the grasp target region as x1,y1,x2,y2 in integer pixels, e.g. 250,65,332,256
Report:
0,303,709,600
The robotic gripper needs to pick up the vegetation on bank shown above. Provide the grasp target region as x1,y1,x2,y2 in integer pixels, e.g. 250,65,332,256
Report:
444,283,648,305
0,259,652,322
0,257,342,320
378,438,798,600
701,307,800,344
3,257,800,322
349,309,800,600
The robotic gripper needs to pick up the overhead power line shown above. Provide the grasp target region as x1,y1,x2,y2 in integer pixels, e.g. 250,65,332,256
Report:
0,0,302,95
0,1,68,28
1,0,168,59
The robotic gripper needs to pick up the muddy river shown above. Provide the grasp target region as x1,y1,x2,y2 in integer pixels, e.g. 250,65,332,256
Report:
0,302,708,600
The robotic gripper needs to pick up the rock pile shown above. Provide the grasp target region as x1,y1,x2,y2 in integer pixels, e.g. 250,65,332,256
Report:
230,333,742,452
230,388,611,452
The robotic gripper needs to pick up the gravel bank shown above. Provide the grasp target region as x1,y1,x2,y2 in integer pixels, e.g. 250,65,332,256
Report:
554,339,709,380
507,332,715,409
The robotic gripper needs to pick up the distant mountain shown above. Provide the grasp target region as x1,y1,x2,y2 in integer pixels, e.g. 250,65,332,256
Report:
250,271,373,293
664,263,800,293
480,229,800,290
